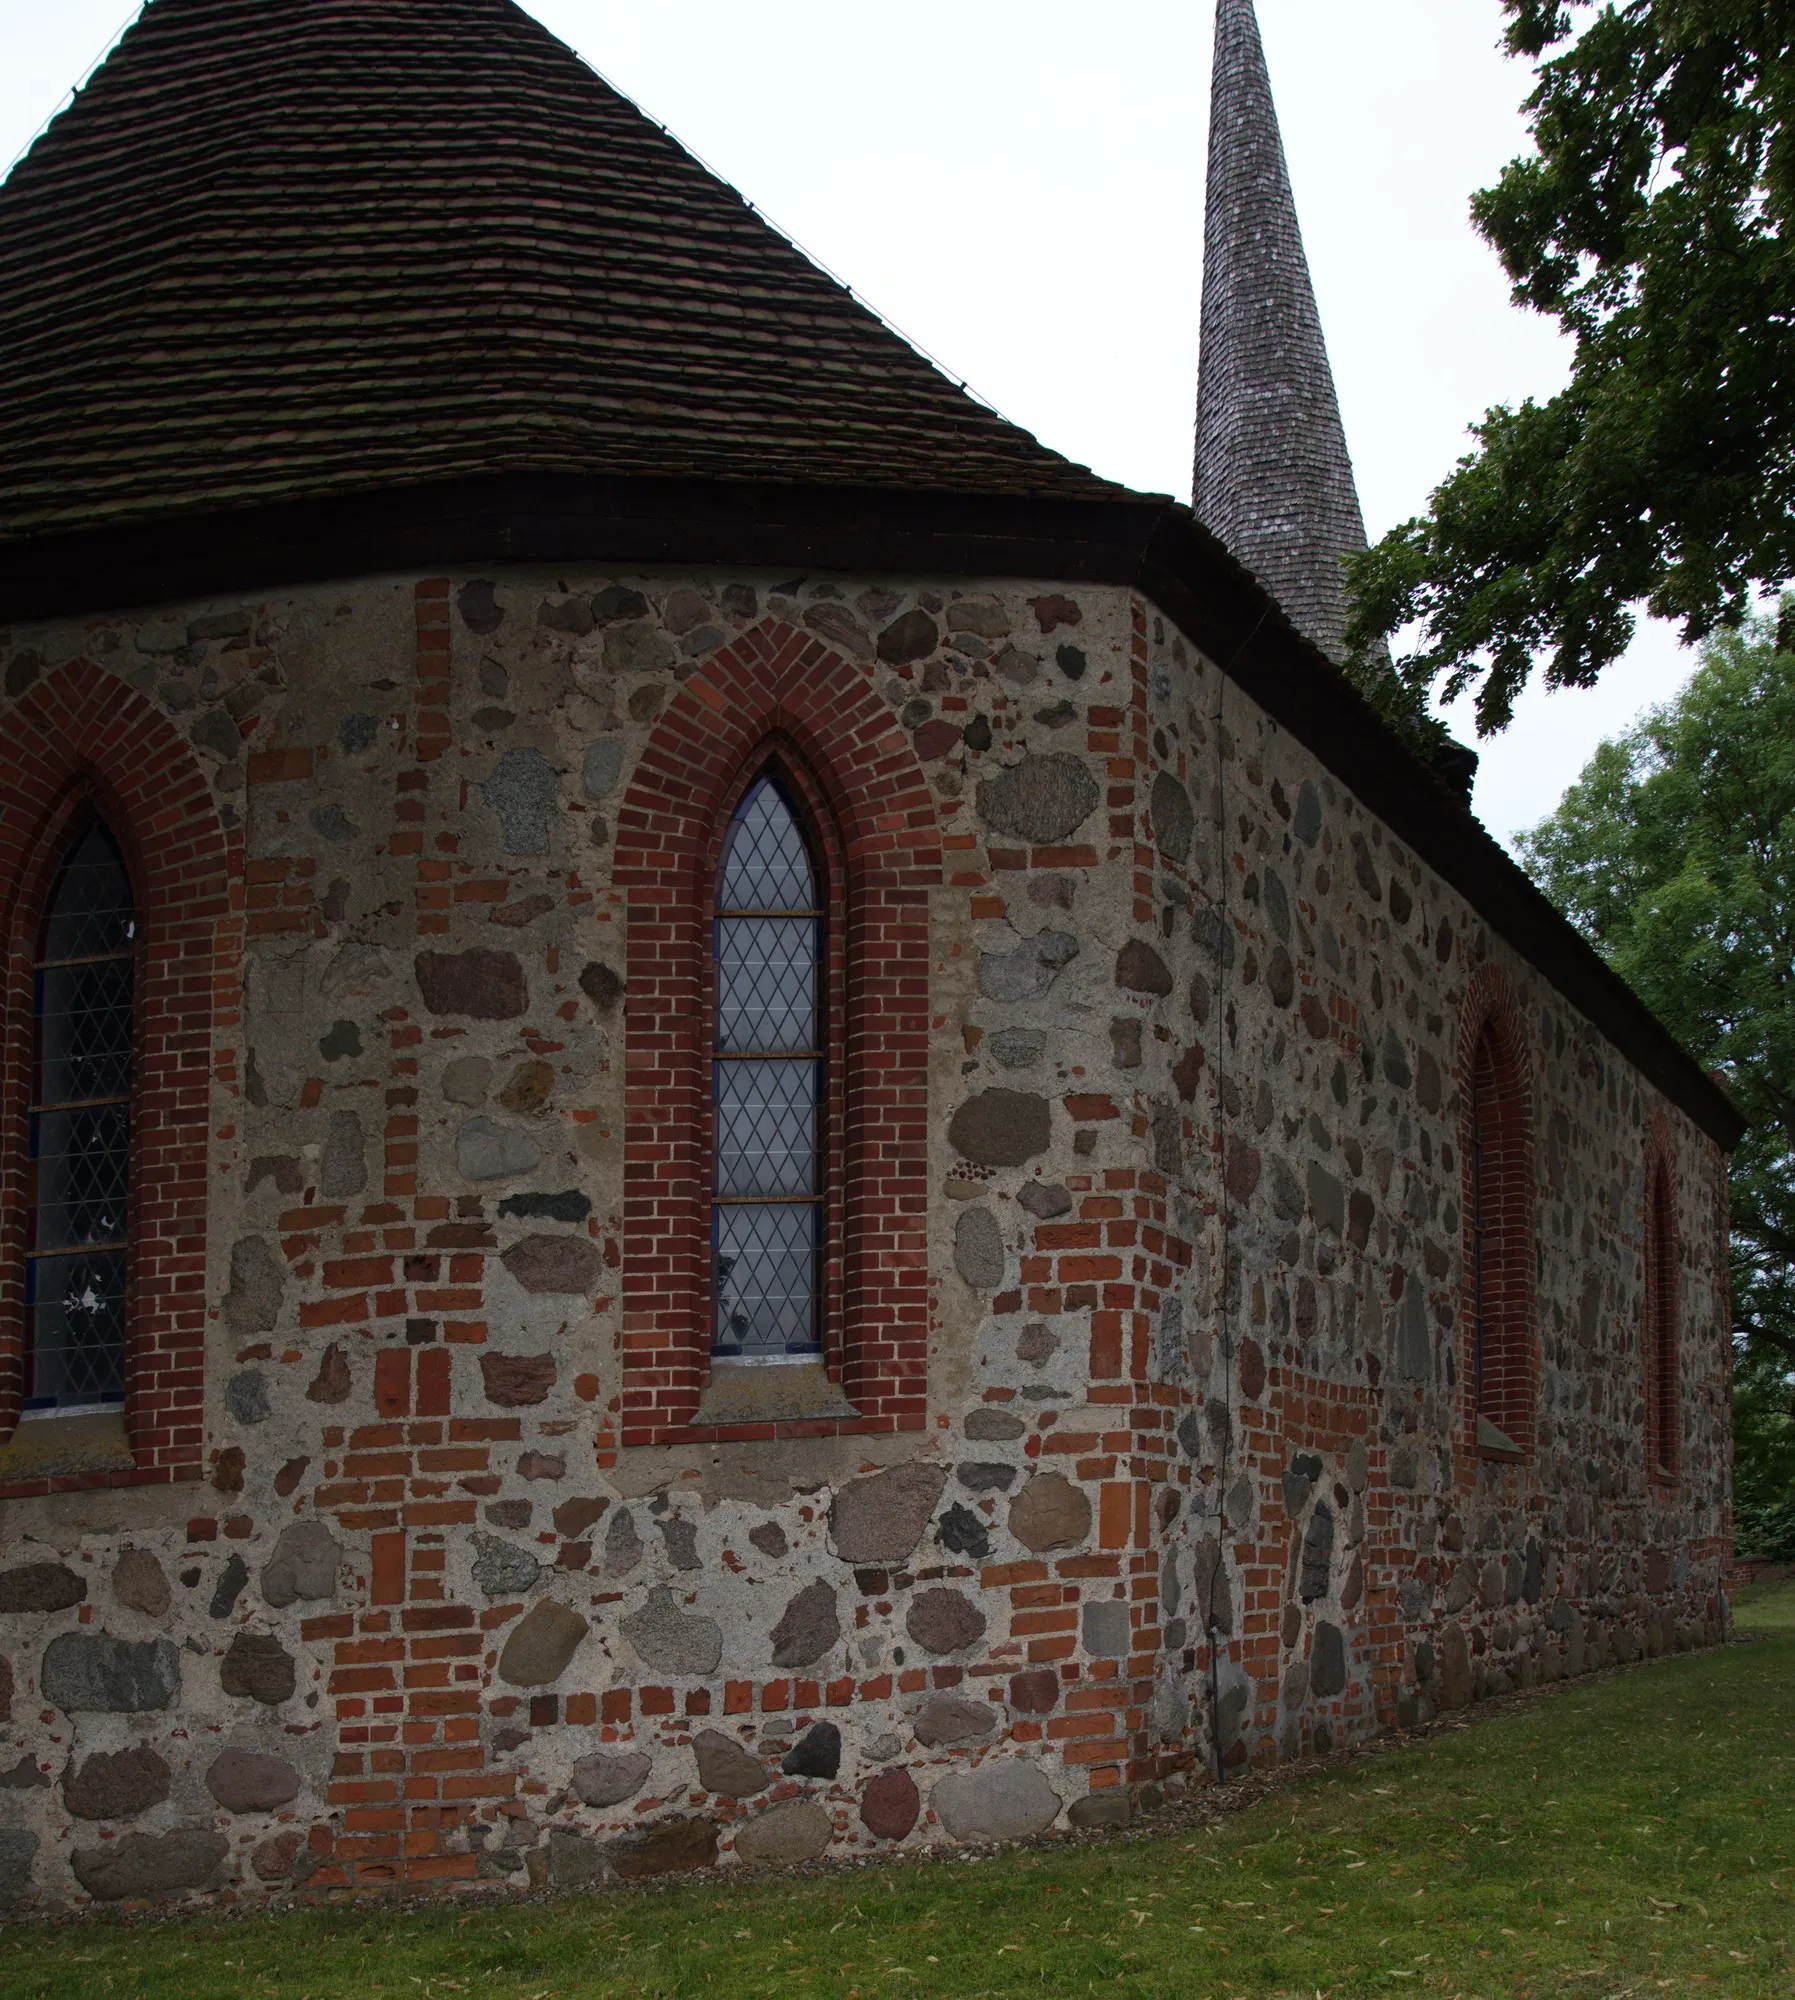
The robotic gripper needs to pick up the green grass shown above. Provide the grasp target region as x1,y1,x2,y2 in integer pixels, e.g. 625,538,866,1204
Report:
9,1604,1795,2000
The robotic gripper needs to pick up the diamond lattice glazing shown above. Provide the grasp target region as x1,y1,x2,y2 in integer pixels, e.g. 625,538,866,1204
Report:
30,820,134,1411
40,823,135,963
718,780,815,912
715,1059,817,1200
716,916,816,1052
713,1203,817,1358
712,776,822,1357
26,1250,127,1408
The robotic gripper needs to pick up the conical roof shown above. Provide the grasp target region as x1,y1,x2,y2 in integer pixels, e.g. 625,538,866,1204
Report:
0,0,1120,547
1194,0,1369,664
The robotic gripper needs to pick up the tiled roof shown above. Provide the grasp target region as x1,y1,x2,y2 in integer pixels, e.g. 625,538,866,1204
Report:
0,0,1123,546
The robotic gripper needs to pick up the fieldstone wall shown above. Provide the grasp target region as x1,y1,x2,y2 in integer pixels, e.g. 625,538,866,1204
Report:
0,566,1731,1911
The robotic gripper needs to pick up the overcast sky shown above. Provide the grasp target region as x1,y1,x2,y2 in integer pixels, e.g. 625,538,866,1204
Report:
2,0,1696,847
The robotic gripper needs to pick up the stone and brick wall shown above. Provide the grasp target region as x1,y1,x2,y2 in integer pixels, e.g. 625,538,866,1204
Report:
0,565,1731,1910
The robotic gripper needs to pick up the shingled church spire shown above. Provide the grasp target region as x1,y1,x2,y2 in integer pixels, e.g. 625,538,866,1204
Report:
1194,0,1369,665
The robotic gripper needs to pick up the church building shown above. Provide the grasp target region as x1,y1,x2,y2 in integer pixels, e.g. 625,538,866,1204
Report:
0,0,1738,1907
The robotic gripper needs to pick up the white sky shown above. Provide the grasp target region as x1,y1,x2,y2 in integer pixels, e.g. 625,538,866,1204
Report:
1,0,1696,847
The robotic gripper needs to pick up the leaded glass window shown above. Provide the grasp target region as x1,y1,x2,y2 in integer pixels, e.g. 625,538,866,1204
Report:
25,821,133,1411
712,777,822,1360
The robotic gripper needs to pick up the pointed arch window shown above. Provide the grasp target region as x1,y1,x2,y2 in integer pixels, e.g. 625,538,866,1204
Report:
1465,1004,1533,1458
711,776,823,1361
25,820,133,1413
1644,1151,1679,1477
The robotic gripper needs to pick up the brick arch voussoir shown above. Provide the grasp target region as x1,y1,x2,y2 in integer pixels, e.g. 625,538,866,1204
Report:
615,619,941,887
1457,960,1533,1110
0,658,234,937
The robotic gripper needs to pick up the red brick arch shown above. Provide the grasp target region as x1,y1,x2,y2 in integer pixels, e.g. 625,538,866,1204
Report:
0,659,237,1490
1457,961,1536,1465
612,619,942,1445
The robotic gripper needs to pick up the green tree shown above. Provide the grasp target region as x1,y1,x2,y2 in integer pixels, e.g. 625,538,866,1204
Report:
1346,1,1795,736
1517,608,1795,1534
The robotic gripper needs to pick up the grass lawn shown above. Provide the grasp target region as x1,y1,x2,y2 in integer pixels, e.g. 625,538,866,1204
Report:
8,1587,1794,1999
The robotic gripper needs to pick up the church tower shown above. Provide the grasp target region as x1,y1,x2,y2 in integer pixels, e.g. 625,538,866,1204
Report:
1194,0,1370,664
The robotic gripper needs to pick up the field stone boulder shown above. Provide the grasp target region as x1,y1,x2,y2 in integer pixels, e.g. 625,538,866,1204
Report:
913,1696,995,1747
734,1800,832,1865
621,1586,723,1676
42,1633,179,1714
63,1745,171,1820
220,1632,296,1705
262,1522,340,1609
250,1831,306,1884
457,1115,543,1182
414,948,527,1020
1081,1600,1131,1658
206,1748,302,1814
472,1535,541,1600
781,1722,841,1780
964,1408,1025,1443
948,1089,1050,1168
1115,939,1174,996
0,1563,85,1614
497,1601,589,1687
769,1581,839,1668
112,1550,171,1619
614,1819,719,1880
501,1236,604,1296
226,1370,270,1427
931,1763,1060,1842
953,1208,1005,1290
546,1827,609,1890
906,1589,986,1656
978,930,1078,1003
860,1767,920,1841
1150,772,1195,862
1438,1625,1473,1711
693,1729,768,1798
1311,1621,1348,1700
70,1830,229,1901
221,1235,284,1338
1009,1473,1092,1552
480,1352,556,1407
571,1750,652,1808
975,753,1100,845
829,1461,948,1564
0,1830,36,1905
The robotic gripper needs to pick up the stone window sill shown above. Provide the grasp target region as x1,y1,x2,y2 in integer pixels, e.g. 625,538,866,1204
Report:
0,1409,135,1483
692,1360,859,1428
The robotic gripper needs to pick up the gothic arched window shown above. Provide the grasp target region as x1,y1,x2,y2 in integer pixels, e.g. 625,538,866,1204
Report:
711,776,823,1361
1644,1151,1679,1477
1466,1007,1532,1457
25,820,133,1412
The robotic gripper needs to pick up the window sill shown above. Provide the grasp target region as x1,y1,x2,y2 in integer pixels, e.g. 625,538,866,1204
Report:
1475,1413,1527,1463
693,1360,859,1428
0,1408,135,1483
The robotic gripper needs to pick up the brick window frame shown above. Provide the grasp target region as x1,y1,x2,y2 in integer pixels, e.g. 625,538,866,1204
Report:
0,661,235,1494
1642,1122,1680,1481
613,618,941,1447
1458,963,1536,1463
